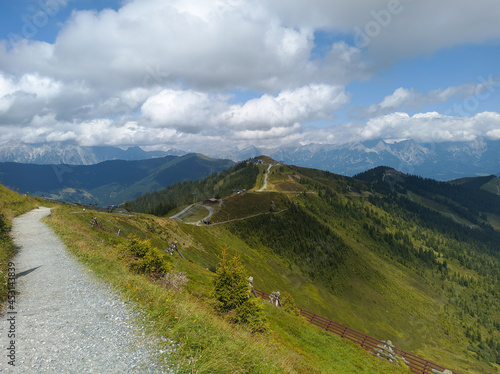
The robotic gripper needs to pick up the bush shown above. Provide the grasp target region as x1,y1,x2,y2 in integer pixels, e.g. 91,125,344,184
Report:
231,298,268,333
125,234,171,276
133,247,171,275
127,234,151,258
280,291,300,316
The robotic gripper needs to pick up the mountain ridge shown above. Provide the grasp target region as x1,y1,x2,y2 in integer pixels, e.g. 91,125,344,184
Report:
204,138,500,180
2,138,500,181
0,140,186,165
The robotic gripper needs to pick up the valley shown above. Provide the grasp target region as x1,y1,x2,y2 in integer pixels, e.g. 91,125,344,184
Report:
0,153,234,206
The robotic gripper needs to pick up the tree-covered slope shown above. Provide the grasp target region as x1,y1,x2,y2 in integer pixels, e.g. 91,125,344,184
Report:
127,161,260,215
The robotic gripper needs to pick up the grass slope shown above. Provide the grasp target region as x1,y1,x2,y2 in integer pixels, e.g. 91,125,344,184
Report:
45,204,406,373
482,177,500,196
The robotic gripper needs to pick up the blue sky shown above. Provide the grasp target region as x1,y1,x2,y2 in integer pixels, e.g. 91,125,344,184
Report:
0,0,120,44
0,0,499,152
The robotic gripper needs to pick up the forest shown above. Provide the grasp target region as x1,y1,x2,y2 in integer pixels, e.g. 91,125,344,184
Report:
226,202,370,291
127,161,260,216
306,169,500,365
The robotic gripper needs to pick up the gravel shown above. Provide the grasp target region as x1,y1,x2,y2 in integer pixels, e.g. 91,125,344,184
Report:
0,207,174,373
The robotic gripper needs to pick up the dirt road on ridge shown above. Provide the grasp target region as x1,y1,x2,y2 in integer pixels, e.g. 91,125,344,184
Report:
258,164,273,192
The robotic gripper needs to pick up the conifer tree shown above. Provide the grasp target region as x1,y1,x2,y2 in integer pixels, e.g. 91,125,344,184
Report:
213,248,249,313
213,247,268,332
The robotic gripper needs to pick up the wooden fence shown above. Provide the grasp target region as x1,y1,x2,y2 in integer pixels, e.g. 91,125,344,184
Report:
254,289,455,374
91,219,127,238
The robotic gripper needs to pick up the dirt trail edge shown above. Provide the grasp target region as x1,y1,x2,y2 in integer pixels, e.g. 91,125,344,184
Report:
0,207,172,373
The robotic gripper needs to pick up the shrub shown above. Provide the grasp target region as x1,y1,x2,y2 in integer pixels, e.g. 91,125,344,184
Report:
125,234,171,276
133,247,171,275
127,234,151,258
231,298,268,333
280,291,300,316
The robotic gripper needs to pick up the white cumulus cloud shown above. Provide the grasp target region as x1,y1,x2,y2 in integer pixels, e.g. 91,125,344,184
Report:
141,84,349,135
359,111,500,143
224,84,349,130
0,0,499,152
359,80,499,118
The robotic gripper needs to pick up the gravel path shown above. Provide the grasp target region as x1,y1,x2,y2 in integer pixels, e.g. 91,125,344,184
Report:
0,207,173,373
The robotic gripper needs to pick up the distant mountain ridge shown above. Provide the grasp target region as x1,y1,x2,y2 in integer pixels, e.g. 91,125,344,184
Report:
0,140,186,165
3,138,500,181
205,138,500,181
0,153,234,205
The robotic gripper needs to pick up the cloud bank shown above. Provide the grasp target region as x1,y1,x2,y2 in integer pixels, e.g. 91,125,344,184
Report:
0,0,499,151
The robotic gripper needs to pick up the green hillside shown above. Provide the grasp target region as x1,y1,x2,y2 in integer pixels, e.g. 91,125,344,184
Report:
482,177,500,196
128,161,260,216
124,160,500,373
44,196,406,373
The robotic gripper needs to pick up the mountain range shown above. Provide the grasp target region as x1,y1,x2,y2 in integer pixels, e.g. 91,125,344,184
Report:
0,139,186,165
1,138,499,180
204,138,500,181
0,153,234,206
